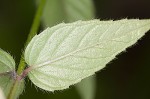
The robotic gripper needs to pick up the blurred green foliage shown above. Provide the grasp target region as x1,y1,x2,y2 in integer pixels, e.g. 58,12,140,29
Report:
0,0,150,99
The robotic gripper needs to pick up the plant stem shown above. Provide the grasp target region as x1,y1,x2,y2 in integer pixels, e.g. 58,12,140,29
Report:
7,80,19,99
17,0,46,75
7,0,46,99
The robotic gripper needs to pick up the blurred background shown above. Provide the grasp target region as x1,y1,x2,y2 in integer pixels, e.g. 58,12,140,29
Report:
0,0,150,99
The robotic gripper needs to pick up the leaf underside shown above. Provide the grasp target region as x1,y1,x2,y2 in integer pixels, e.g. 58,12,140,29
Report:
0,49,24,98
0,49,15,97
42,0,96,97
25,19,150,91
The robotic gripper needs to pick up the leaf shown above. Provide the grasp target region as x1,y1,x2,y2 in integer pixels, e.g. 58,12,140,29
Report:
25,19,150,91
0,49,15,73
42,0,96,98
0,49,15,96
76,76,96,99
42,0,95,27
0,49,24,99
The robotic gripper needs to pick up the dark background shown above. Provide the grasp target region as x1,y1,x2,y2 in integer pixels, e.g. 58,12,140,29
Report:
0,0,150,99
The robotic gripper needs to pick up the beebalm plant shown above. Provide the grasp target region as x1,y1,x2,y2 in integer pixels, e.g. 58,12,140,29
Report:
0,1,150,99
0,19,150,99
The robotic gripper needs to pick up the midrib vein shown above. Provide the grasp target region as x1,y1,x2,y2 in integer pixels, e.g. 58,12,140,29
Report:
32,22,150,69
34,43,103,68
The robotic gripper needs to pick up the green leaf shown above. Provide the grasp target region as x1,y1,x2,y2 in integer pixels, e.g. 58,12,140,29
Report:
76,76,96,99
42,0,96,98
0,49,24,99
0,76,14,97
25,19,150,91
0,49,15,73
0,49,15,96
42,0,95,27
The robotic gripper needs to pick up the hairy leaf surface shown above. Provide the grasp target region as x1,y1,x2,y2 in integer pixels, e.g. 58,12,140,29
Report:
25,19,150,91
0,49,15,96
42,0,96,98
0,49,24,99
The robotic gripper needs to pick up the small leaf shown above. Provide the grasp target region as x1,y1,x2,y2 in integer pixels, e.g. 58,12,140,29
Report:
0,49,15,73
0,76,24,99
0,49,24,99
25,19,150,91
0,49,15,96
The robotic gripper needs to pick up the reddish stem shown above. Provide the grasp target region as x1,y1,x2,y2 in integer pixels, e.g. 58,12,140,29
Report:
17,66,32,81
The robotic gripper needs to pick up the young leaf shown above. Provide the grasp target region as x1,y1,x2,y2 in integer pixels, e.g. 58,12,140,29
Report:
0,49,15,73
0,49,24,99
0,76,14,97
0,49,15,96
25,19,150,91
